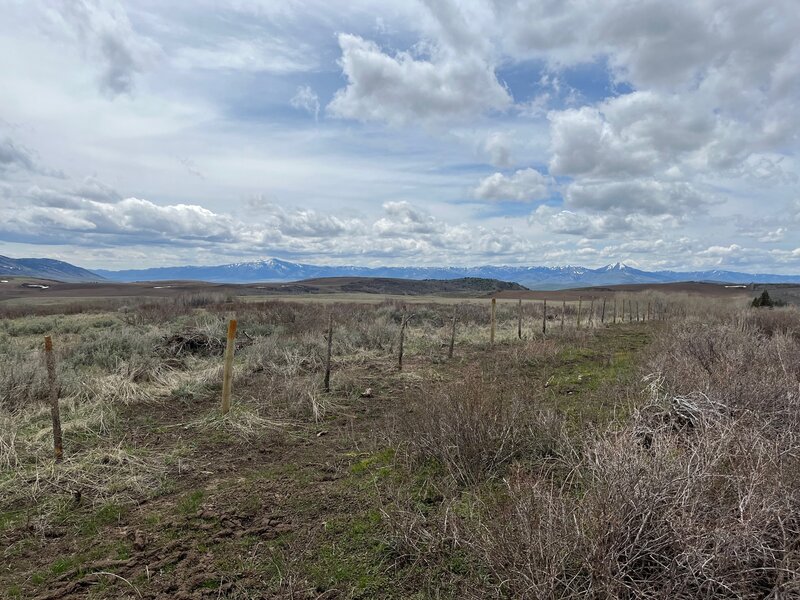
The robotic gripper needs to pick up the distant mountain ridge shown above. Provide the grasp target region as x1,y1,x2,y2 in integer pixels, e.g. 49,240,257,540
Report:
94,258,800,289
0,255,104,283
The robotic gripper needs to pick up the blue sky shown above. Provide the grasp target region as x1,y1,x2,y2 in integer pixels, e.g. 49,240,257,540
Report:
0,0,798,272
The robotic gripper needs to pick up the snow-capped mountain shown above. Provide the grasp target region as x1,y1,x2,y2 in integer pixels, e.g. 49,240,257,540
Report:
94,259,800,289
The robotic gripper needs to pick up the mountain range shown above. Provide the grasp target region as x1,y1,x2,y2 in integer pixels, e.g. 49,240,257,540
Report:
2,255,799,289
90,258,800,289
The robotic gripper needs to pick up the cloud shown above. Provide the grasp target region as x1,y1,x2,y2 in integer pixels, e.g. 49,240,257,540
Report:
245,198,362,238
483,132,512,167
290,86,321,121
529,205,659,239
172,37,316,74
327,33,511,125
374,201,439,236
1,1,799,273
548,93,719,180
47,0,160,97
0,136,36,174
0,135,64,179
564,179,712,217
473,168,551,202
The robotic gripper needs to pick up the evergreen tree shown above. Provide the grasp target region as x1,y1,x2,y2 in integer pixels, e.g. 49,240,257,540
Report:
752,290,773,307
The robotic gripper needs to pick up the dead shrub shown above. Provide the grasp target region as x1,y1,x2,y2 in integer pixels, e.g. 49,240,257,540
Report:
461,400,800,598
395,374,562,486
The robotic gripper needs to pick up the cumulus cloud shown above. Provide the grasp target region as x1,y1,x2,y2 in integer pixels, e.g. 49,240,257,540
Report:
374,201,439,236
483,132,512,167
473,168,551,202
529,205,664,239
2,193,238,246
0,183,543,263
327,33,511,125
548,93,720,180
564,179,712,217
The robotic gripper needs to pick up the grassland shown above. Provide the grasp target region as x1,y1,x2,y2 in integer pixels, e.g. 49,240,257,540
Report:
1,291,799,598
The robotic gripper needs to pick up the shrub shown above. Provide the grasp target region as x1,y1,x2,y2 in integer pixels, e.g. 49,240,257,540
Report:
395,373,562,486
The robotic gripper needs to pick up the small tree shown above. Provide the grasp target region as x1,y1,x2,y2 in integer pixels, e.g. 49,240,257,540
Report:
752,290,773,308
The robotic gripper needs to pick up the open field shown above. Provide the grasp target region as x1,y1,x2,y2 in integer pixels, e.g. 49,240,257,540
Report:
2,289,800,598
4,275,799,311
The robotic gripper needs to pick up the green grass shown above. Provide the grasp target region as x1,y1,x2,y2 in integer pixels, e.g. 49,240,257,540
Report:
86,503,125,533
176,489,205,516
544,325,651,423
308,509,390,596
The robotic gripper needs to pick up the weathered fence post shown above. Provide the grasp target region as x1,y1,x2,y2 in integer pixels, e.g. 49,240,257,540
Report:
517,298,523,339
613,298,617,324
44,336,63,462
221,319,237,415
490,298,496,345
324,313,333,392
542,299,547,336
561,299,566,331
448,307,456,359
636,301,640,322
577,296,582,329
398,313,415,371
589,298,595,326
647,301,651,321
601,298,606,324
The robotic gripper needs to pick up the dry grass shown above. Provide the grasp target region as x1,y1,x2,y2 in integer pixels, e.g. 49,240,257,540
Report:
3,295,800,597
384,306,800,598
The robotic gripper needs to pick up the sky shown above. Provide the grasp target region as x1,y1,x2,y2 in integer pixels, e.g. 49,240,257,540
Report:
0,0,798,272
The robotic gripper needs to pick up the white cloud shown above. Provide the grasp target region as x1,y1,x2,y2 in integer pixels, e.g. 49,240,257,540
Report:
44,0,161,97
290,86,321,121
172,37,316,74
473,168,551,202
0,136,36,174
564,179,712,217
483,132,512,168
327,33,511,125
529,204,666,239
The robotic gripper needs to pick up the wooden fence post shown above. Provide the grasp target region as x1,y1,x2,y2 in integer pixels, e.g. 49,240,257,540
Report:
647,301,651,321
399,313,414,370
561,299,565,331
542,299,547,336
589,298,595,326
577,296,582,329
490,298,496,345
448,307,456,359
221,319,237,415
324,313,333,392
636,301,640,322
613,298,617,324
601,298,606,324
44,336,63,462
517,298,522,340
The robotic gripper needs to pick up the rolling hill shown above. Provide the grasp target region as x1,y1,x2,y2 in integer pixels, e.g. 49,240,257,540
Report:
0,255,104,283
